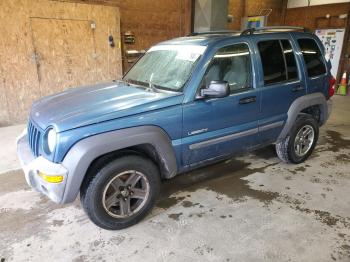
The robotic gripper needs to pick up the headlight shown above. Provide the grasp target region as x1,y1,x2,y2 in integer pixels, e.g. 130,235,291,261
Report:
46,128,57,154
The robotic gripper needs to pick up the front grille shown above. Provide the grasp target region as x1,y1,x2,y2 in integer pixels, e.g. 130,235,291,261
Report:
27,120,42,157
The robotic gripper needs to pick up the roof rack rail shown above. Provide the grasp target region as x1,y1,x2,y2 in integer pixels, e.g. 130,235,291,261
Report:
188,30,239,36
240,26,308,36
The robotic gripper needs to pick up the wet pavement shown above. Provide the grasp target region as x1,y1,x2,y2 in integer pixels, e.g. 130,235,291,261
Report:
0,96,350,262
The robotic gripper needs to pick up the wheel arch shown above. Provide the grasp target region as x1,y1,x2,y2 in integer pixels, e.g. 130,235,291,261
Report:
277,92,328,142
61,126,177,203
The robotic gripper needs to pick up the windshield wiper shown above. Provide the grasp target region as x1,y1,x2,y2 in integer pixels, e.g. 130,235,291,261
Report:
124,79,148,89
123,78,179,93
146,73,158,93
123,79,131,86
147,81,158,93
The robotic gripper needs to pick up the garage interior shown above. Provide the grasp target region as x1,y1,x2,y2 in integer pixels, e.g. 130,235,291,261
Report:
0,0,350,261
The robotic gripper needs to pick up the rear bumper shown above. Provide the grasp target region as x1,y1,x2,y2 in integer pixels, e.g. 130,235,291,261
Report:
16,130,68,203
326,99,333,122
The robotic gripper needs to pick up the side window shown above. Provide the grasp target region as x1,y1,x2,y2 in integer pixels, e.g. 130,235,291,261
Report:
258,40,286,85
202,43,252,93
258,40,300,85
298,38,326,77
281,40,298,81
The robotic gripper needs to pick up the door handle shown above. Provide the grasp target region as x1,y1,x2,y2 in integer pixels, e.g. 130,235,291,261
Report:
239,96,256,104
292,86,305,92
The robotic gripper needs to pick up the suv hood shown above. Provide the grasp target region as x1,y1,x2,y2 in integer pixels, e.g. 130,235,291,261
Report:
31,81,182,132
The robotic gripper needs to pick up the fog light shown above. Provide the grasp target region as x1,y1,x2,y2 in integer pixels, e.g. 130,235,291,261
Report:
38,171,63,183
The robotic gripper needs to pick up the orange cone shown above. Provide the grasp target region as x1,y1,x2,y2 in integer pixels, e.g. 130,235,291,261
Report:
341,72,347,85
337,72,347,95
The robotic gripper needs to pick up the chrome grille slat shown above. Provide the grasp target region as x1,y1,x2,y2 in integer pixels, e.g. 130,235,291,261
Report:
35,133,41,156
31,127,36,153
33,129,38,154
29,123,33,150
30,125,34,150
27,120,42,157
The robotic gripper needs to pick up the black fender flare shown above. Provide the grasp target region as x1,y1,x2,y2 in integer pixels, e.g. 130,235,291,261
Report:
61,126,177,203
277,92,329,142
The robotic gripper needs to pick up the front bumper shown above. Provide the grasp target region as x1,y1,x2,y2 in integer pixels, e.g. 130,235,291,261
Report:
16,131,68,203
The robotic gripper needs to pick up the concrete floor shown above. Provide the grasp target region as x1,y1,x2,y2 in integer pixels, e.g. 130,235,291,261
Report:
0,96,349,262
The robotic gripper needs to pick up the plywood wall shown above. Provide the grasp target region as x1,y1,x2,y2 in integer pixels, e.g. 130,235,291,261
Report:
55,0,192,71
0,0,122,126
0,1,42,126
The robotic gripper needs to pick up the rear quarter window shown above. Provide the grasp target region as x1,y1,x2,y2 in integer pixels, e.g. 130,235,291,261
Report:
297,38,326,77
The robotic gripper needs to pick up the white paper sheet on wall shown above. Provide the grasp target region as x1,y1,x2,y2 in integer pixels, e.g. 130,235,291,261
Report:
315,28,345,78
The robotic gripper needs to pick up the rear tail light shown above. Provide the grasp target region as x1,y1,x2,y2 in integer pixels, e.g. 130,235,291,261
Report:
328,76,336,98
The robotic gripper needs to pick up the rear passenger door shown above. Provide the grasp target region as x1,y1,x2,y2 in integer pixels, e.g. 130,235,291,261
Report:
255,37,306,144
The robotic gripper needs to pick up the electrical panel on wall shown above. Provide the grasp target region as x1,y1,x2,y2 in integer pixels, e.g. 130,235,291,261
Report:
124,31,135,44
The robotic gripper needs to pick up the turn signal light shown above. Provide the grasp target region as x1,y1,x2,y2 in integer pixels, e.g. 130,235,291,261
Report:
38,171,63,183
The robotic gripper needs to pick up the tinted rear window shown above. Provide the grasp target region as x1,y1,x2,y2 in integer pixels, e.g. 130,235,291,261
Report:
258,40,286,85
281,40,298,81
298,38,326,77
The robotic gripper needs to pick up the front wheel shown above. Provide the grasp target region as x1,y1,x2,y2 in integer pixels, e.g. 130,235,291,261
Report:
80,155,160,230
276,115,319,164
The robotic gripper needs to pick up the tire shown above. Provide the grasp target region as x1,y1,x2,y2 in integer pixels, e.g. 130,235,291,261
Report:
276,114,319,164
80,155,160,230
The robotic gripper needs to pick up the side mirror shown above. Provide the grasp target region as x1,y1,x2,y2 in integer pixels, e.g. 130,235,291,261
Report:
201,81,230,98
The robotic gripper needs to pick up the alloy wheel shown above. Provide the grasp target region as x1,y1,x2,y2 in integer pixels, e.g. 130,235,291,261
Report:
102,170,150,218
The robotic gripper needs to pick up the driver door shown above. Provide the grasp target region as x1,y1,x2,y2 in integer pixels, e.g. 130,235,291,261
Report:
182,42,261,165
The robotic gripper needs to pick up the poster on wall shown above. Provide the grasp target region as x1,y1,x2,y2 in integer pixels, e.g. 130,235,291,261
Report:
315,28,345,78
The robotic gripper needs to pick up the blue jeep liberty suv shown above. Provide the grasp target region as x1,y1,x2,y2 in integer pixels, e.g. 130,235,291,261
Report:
17,27,334,230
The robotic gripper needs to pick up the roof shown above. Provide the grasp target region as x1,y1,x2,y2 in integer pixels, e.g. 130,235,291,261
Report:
159,33,239,46
158,27,310,46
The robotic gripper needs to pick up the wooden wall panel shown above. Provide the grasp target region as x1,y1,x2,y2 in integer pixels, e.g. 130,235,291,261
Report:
91,5,122,80
30,18,97,96
0,31,10,126
0,0,122,125
1,0,191,125
30,1,122,81
55,0,192,51
0,0,42,126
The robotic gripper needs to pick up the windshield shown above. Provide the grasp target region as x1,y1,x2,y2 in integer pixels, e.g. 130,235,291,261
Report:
124,45,206,91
